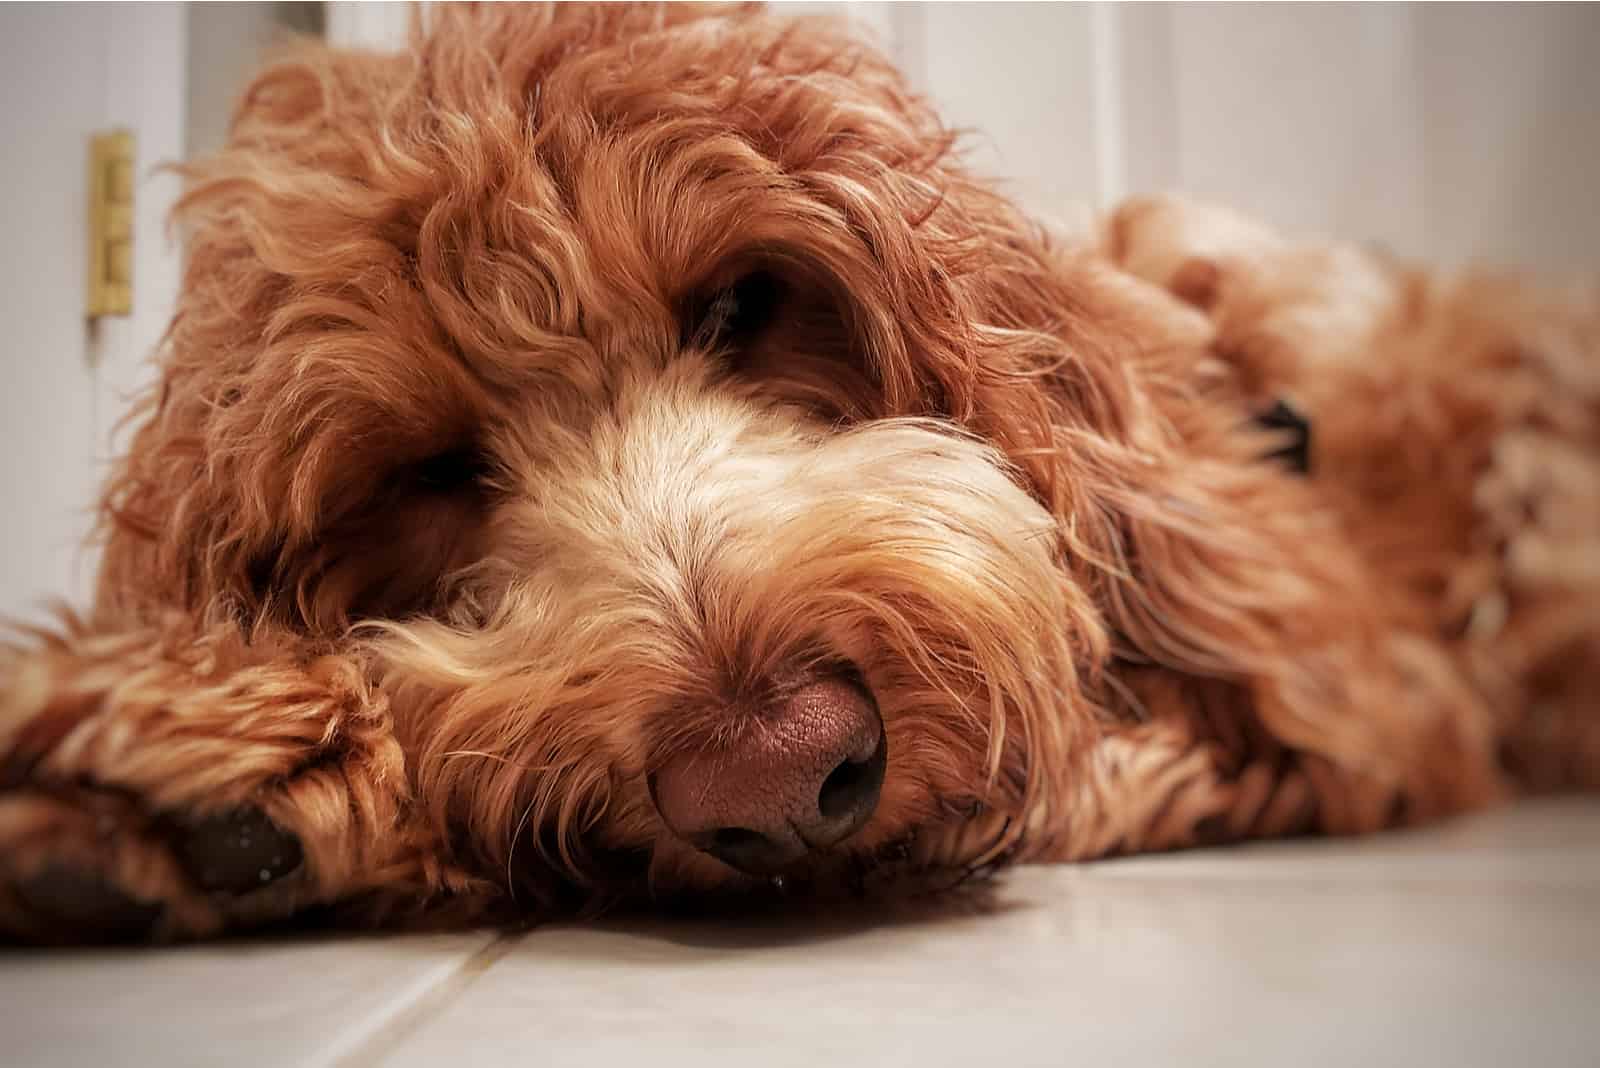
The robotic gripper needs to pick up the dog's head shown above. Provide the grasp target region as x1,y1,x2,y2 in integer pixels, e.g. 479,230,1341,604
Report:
102,4,1160,909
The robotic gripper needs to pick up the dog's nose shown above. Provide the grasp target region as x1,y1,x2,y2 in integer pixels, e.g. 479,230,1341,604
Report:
650,670,887,875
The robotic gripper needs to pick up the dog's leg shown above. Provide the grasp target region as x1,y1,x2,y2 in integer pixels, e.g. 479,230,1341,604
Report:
1059,664,1452,861
1060,679,1316,858
1014,335,1511,856
1072,409,1517,858
1105,194,1600,800
0,616,495,943
1045,505,1510,863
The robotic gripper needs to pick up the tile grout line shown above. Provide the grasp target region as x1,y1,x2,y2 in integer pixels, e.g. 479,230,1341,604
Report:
320,931,529,1068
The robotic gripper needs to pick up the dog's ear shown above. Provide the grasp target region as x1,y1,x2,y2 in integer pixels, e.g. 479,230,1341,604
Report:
96,30,477,625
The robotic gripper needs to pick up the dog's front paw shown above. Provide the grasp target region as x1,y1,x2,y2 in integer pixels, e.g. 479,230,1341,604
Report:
0,619,422,944
12,862,166,944
0,788,307,944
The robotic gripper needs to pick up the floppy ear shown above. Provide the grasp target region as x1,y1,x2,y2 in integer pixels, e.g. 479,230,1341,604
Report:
94,34,404,624
96,18,500,627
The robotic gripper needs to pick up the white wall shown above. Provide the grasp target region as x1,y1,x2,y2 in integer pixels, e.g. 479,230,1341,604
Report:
0,3,184,622
867,2,1600,273
1140,2,1600,273
1,5,107,620
1418,4,1600,274
1160,3,1429,255
325,0,409,50
187,3,324,159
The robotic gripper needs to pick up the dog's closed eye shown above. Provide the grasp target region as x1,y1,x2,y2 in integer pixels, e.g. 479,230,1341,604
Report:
682,265,878,421
686,270,785,354
405,446,492,494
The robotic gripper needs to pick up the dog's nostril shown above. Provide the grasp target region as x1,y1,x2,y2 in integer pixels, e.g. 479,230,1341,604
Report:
811,728,887,843
819,754,874,822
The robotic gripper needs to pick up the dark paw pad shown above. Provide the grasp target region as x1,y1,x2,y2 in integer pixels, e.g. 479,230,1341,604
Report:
173,809,303,895
14,864,164,943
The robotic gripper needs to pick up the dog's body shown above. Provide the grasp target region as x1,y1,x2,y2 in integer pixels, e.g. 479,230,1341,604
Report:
3,4,1596,943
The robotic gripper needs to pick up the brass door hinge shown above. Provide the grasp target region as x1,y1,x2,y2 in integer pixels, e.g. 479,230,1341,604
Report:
87,129,134,318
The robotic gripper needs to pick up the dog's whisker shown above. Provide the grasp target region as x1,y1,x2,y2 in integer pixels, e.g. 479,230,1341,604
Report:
435,749,533,768
504,793,541,905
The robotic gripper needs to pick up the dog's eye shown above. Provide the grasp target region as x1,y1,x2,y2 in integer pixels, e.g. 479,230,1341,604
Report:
406,447,491,493
688,270,784,352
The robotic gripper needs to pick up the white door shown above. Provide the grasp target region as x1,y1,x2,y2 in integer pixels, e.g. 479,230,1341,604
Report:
0,2,184,623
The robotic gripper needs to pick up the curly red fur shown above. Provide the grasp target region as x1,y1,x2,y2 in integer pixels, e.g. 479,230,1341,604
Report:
2,4,1594,943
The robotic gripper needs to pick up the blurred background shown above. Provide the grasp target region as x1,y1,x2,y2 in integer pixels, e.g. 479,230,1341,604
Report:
2,1,1598,623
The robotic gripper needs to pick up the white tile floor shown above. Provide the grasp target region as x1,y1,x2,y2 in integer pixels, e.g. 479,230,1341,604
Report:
6,798,1598,1068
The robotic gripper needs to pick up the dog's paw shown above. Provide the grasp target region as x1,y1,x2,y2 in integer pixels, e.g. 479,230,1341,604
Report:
0,619,430,943
12,863,167,943
0,788,307,944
